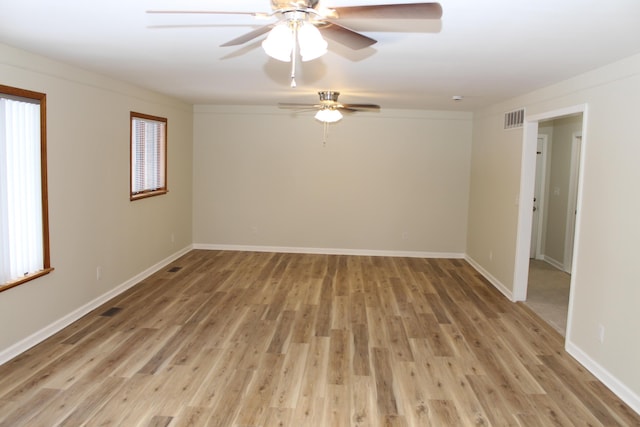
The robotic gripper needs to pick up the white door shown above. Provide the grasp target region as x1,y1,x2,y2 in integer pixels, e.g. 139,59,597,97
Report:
564,133,582,272
530,136,547,258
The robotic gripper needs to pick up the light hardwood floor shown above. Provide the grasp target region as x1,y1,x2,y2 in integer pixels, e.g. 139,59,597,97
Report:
0,250,638,426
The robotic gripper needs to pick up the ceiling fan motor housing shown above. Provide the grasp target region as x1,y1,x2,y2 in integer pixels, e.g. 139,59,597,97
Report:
272,0,319,10
319,91,340,103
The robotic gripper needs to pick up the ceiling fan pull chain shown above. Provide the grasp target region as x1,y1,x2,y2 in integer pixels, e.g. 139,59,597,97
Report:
323,121,328,146
290,20,298,87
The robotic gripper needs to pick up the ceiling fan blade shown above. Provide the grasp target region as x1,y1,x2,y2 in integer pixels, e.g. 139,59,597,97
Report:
340,103,381,110
320,21,377,50
278,103,321,109
146,10,266,17
220,24,274,47
331,3,442,20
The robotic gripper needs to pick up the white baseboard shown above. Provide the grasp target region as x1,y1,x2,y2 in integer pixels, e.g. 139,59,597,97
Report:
193,243,465,260
0,245,193,365
466,255,639,414
566,341,640,415
542,255,565,271
464,255,514,301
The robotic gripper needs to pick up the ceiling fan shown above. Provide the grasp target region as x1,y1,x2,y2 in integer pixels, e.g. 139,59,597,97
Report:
279,90,380,143
147,1,443,86
279,90,380,123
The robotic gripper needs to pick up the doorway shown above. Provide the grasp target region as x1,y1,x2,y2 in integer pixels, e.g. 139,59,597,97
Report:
513,104,587,341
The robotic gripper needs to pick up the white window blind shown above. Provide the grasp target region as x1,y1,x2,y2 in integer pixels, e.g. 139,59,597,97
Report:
131,114,166,197
0,97,44,284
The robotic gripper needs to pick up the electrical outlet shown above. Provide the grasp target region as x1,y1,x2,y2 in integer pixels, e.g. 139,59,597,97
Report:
489,250,493,261
96,266,102,281
402,231,409,240
171,233,175,243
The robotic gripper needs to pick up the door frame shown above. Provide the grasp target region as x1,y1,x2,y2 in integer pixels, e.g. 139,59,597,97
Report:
512,104,588,341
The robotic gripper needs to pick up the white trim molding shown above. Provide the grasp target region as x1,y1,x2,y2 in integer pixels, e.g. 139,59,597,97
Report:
0,245,193,365
193,243,465,260
566,341,640,415
542,255,565,271
464,255,514,301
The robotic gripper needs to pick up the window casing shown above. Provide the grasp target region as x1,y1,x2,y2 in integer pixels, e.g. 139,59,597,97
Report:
130,112,167,200
0,84,52,291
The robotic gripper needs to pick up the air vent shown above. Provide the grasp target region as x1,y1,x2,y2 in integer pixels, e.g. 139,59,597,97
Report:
504,108,525,129
101,307,122,317
168,266,182,273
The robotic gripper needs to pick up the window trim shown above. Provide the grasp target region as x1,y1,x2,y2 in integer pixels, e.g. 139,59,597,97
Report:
129,112,168,201
0,84,53,292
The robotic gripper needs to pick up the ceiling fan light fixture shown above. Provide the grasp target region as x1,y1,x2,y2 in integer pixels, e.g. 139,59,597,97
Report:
298,21,327,62
261,21,293,62
315,108,343,123
262,15,327,63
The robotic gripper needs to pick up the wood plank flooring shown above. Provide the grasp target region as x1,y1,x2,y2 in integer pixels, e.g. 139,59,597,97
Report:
0,250,638,426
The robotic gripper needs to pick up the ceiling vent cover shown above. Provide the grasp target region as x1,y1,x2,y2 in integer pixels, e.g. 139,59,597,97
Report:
504,108,525,129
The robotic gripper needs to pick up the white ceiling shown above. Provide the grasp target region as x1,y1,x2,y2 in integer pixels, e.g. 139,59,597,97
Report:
2,0,640,111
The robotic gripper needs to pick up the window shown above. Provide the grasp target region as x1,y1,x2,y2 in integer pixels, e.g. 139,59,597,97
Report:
130,112,167,200
0,84,52,291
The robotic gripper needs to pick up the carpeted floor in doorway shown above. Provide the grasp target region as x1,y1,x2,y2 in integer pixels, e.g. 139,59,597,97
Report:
526,259,571,336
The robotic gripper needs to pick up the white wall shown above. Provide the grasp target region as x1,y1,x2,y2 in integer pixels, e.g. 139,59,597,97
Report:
467,53,640,410
0,44,194,357
465,113,523,292
193,106,472,256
